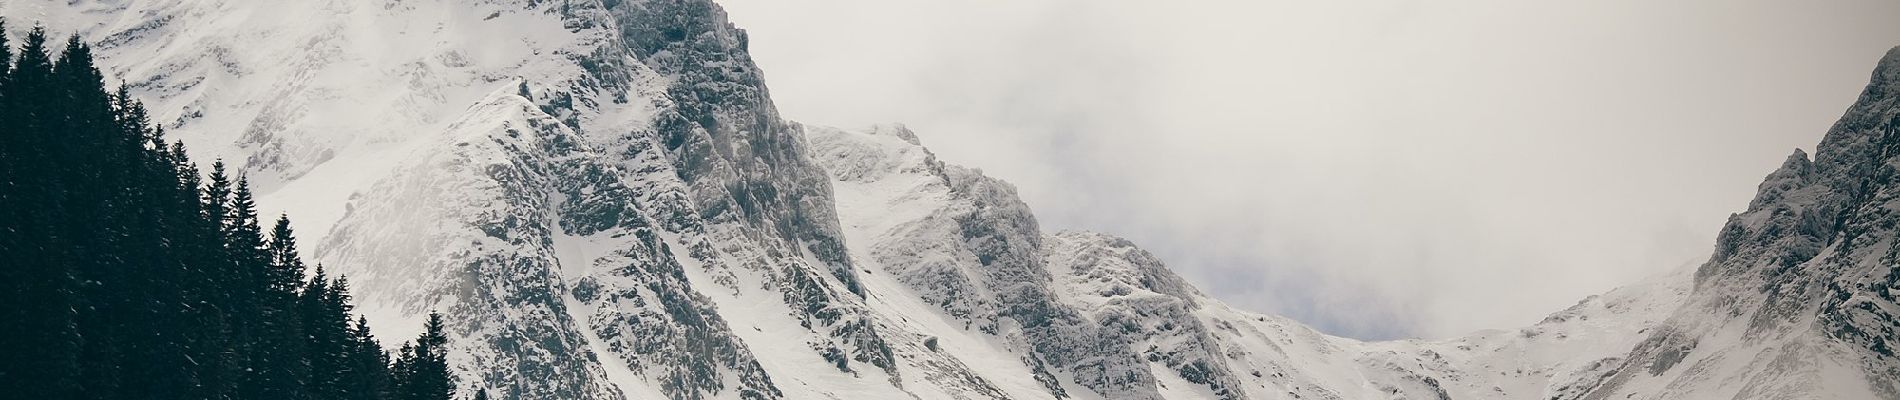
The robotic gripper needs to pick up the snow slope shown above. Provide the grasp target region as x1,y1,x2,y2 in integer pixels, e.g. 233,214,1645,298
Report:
810,123,1693,400
10,0,1899,398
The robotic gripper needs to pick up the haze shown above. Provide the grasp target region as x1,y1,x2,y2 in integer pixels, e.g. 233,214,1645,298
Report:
716,0,1900,339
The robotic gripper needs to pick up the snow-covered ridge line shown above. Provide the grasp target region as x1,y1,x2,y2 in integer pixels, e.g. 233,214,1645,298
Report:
13,0,1898,397
796,43,1900,400
811,123,1694,399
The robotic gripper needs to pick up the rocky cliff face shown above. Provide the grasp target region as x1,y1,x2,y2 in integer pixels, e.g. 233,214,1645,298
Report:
811,124,1169,399
1560,46,1900,400
811,122,1686,400
17,0,891,398
12,0,1898,398
800,45,1900,400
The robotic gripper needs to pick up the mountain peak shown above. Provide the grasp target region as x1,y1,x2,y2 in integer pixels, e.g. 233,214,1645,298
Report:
1878,45,1900,81
15,0,1897,398
863,123,922,145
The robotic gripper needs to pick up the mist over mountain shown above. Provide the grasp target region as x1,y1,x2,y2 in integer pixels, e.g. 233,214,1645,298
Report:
3,1,1897,399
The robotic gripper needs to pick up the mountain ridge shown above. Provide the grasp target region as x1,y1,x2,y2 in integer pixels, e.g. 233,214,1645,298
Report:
7,0,1896,398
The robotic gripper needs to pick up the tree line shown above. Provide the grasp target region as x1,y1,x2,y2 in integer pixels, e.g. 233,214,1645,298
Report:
0,22,475,400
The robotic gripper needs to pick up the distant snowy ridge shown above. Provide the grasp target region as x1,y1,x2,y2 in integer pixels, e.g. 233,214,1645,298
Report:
811,123,1691,400
8,0,1898,398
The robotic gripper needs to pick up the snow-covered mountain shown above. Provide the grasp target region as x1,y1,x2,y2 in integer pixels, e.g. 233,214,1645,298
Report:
808,123,1690,400
7,0,1896,398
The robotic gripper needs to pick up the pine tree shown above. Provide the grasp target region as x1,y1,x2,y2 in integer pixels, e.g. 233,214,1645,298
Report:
192,161,245,397
57,34,136,400
203,161,233,218
52,36,116,205
0,18,11,217
232,193,308,400
116,90,172,399
304,267,360,399
0,24,452,400
395,312,456,400
0,18,13,253
0,25,84,399
121,109,203,399
267,215,307,294
225,177,271,359
225,179,268,281
347,316,394,400
179,151,240,400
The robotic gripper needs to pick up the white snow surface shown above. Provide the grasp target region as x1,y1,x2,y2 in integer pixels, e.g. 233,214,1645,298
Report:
810,124,1694,400
8,1,1895,399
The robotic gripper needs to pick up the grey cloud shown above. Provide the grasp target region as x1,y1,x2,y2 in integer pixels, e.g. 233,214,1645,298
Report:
719,0,1900,339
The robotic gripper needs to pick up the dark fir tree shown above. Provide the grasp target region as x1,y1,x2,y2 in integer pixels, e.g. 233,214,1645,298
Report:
304,266,362,399
198,160,244,399
51,33,130,400
396,312,457,400
0,25,464,400
348,315,396,400
232,200,307,400
0,24,84,400
268,214,309,294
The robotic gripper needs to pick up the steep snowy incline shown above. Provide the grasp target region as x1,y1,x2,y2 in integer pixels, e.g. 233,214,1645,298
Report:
3,0,598,241
15,0,1899,398
811,124,1691,400
10,1,643,397
806,46,1900,400
812,124,1170,399
7,0,906,398
1563,46,1900,400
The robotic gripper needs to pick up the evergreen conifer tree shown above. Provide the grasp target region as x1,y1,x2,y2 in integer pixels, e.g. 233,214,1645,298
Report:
304,267,361,399
0,24,447,400
268,214,308,294
0,25,84,399
348,315,395,400
396,312,456,400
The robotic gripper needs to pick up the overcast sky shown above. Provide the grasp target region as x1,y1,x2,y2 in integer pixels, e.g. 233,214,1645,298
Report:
716,0,1900,340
